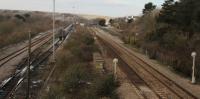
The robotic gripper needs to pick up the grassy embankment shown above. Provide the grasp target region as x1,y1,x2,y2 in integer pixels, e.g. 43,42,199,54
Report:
42,25,119,99
0,11,63,48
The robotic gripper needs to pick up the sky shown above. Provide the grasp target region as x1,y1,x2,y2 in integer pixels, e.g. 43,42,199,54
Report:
0,0,164,17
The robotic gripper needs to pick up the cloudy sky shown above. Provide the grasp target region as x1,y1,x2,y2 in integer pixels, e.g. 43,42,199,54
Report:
0,0,164,17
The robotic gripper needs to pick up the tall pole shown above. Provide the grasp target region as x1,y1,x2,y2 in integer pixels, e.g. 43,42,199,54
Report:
73,2,76,25
62,14,65,40
53,0,55,62
26,31,31,99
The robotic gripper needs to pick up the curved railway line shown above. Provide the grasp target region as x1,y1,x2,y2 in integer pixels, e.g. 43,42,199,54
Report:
94,28,198,99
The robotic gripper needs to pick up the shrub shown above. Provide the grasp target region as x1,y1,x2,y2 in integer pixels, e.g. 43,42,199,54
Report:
99,19,106,26
64,63,90,93
83,35,95,45
14,14,26,22
66,33,96,62
96,74,119,97
56,50,74,69
24,13,31,18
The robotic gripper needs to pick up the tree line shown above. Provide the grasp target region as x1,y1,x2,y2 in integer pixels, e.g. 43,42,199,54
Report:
109,0,200,79
140,0,200,78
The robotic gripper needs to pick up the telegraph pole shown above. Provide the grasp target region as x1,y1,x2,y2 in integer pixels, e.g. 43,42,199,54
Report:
26,31,31,99
52,0,56,62
62,14,65,40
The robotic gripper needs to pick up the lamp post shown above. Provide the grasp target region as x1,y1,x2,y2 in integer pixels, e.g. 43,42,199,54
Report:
191,51,197,84
113,58,118,80
52,0,55,62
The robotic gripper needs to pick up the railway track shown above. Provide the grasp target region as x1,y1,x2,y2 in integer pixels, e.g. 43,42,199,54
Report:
0,24,74,99
95,28,198,99
98,36,160,99
0,33,52,67
0,35,53,99
3,40,60,99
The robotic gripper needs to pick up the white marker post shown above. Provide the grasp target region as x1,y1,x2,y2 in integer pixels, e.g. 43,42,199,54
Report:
191,52,197,84
113,58,118,80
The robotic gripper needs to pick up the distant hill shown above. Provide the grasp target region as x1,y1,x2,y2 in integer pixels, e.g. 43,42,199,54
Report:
0,9,86,48
0,9,91,24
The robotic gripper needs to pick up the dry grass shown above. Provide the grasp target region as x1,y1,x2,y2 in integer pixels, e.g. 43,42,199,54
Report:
0,11,64,48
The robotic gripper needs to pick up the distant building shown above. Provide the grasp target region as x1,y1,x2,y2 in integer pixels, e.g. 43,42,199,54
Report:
125,16,138,23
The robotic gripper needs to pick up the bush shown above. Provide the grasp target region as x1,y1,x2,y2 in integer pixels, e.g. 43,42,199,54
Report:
14,14,26,22
96,75,119,98
161,32,177,49
66,33,96,62
24,13,31,18
99,19,106,26
56,50,75,70
83,35,95,45
64,63,90,93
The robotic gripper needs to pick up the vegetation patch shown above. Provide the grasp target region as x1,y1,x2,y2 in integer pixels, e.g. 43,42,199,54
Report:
42,25,119,99
0,11,64,48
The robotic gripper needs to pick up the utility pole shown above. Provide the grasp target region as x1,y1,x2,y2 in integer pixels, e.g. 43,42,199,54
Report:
52,0,55,62
191,52,197,84
62,14,65,40
26,31,31,99
63,14,65,24
72,1,77,25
